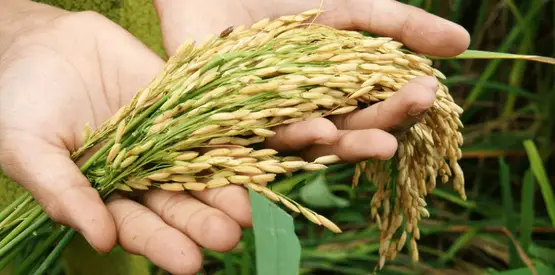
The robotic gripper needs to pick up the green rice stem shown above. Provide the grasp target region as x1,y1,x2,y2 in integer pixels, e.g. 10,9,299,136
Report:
0,236,31,271
30,229,76,275
0,192,31,223
0,208,49,259
0,195,34,228
13,226,68,275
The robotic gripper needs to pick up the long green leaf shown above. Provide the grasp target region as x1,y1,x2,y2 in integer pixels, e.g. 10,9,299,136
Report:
249,189,301,275
441,50,555,65
499,157,519,268
442,76,539,100
438,226,480,265
523,140,555,227
492,266,555,275
519,169,535,253
223,253,237,275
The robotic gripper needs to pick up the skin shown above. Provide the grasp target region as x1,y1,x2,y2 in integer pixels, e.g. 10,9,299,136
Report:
0,0,470,274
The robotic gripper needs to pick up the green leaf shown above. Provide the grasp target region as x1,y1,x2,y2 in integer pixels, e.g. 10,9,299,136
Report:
331,210,365,224
431,188,477,209
528,244,555,265
249,189,301,275
223,253,237,275
240,230,255,275
406,0,424,7
523,140,555,227
442,76,539,100
443,50,555,65
270,173,312,195
519,169,535,253
462,131,535,152
491,265,555,275
299,173,350,208
499,157,520,269
438,226,480,265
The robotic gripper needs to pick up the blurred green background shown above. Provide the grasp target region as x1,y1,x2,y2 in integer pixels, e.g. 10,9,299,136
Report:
2,0,554,274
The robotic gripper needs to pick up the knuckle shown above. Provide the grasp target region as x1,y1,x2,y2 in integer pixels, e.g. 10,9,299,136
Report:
158,192,187,219
116,207,151,235
202,210,230,231
209,187,228,207
338,113,354,130
40,197,66,224
142,226,169,254
160,194,197,225
211,186,243,210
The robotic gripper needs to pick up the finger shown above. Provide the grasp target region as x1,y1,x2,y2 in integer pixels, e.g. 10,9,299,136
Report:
350,0,470,56
332,76,438,134
301,129,398,163
140,189,242,252
265,118,339,152
106,195,203,275
0,133,116,253
190,185,253,228
154,0,469,57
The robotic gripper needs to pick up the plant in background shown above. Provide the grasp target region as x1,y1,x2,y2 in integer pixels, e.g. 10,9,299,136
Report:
0,7,553,275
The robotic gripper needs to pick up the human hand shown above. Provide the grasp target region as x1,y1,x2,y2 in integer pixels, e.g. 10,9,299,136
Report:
147,0,471,269
153,0,470,161
0,1,249,274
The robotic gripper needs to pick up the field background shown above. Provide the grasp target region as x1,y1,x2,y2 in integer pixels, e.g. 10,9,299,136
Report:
1,0,554,274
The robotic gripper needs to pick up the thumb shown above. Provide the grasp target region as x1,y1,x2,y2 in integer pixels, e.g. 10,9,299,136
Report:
0,132,116,253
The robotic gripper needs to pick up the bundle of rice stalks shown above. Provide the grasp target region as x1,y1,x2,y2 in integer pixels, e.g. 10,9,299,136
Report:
0,9,466,272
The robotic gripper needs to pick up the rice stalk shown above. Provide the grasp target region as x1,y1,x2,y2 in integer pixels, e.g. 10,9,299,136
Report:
0,9,467,271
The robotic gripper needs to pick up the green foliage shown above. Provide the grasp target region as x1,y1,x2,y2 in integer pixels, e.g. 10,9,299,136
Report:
299,173,350,209
250,190,301,275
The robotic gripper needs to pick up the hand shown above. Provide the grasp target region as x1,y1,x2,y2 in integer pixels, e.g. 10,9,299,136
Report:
147,0,471,271
0,1,248,274
153,0,470,161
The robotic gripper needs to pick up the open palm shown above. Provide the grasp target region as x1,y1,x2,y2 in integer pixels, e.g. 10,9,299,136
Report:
0,2,246,274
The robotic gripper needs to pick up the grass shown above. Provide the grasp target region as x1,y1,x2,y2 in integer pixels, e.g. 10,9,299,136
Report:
176,1,555,274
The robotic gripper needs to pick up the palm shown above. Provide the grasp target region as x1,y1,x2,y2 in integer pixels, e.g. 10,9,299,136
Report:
2,36,115,154
0,13,162,153
1,4,255,273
